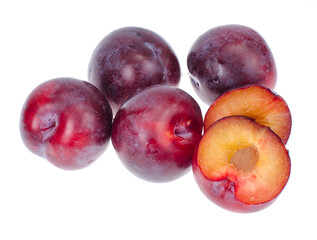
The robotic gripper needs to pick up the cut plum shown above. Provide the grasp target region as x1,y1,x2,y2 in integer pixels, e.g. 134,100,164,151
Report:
204,85,291,143
193,116,291,212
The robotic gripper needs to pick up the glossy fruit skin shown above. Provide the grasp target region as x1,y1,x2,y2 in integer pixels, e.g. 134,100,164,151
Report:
192,116,291,213
20,78,113,170
192,154,273,213
187,24,277,104
111,85,203,182
88,26,181,112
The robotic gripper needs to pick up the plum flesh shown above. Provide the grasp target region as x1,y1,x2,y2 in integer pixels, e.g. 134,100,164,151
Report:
187,24,277,104
193,116,290,212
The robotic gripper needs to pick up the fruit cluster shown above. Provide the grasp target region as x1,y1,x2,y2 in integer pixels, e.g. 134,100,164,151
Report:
20,24,291,213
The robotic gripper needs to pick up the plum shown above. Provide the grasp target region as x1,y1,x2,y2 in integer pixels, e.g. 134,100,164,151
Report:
204,85,292,144
88,27,181,112
111,85,203,182
187,24,277,104
193,116,290,212
20,78,113,170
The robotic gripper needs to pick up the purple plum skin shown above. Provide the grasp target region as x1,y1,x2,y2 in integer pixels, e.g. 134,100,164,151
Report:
88,27,181,112
187,24,277,104
111,85,203,182
20,78,113,170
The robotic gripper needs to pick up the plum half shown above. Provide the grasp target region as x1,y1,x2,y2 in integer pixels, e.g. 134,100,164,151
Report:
193,116,290,213
88,26,181,112
187,24,277,104
111,85,203,182
20,78,113,170
204,85,292,144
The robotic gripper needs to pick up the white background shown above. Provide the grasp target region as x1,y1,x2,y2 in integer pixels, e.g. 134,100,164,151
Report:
1,0,316,239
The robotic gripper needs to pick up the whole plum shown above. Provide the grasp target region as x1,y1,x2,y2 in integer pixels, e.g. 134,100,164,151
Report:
187,24,277,104
88,27,181,112
111,85,203,182
20,78,113,170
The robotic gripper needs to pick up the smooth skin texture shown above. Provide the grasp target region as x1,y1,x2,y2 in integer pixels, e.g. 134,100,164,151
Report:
112,85,203,182
20,78,113,170
188,24,277,104
88,27,181,112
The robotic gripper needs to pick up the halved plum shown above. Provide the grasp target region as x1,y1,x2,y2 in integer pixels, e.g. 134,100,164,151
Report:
204,85,291,144
193,116,291,213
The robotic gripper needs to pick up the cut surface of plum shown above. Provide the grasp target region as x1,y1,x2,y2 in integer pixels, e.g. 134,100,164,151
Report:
204,85,291,143
194,116,290,212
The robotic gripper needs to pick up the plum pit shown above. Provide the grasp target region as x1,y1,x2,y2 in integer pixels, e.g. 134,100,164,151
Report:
230,145,259,174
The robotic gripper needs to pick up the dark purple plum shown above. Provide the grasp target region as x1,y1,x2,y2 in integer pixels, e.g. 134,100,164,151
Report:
20,78,113,170
88,27,181,112
187,24,277,104
111,85,203,182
